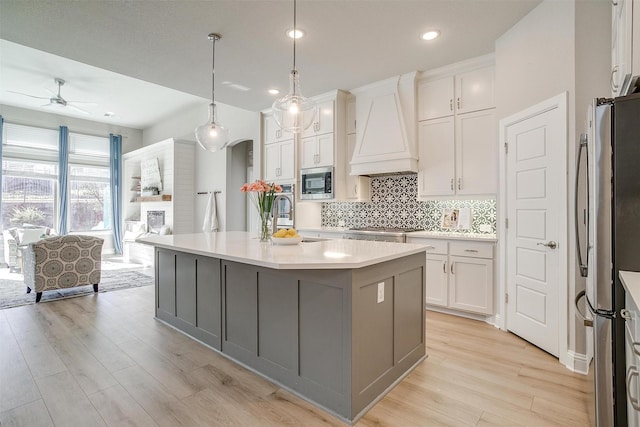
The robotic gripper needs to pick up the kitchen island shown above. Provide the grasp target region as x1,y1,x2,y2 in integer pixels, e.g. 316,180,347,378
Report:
137,232,426,423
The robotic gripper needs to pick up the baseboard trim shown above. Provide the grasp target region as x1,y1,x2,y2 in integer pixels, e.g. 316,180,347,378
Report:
426,306,494,326
566,350,590,375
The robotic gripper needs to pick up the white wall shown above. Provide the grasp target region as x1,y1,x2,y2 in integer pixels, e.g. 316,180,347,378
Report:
143,100,260,232
495,0,610,368
0,104,143,153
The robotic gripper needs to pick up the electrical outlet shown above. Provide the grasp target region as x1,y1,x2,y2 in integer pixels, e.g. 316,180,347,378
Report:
479,224,492,233
377,282,384,303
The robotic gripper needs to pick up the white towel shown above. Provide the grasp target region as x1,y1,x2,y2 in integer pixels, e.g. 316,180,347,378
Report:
202,192,219,232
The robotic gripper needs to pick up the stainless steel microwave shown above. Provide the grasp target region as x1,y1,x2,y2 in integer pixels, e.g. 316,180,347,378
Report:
300,167,333,200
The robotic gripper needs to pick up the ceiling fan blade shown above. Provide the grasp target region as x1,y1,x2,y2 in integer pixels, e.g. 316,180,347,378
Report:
7,90,50,100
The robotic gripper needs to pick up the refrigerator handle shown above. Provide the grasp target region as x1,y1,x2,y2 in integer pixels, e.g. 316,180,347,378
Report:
575,134,590,278
575,290,593,327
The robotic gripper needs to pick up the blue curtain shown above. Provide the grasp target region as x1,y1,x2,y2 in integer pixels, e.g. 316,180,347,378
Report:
58,126,69,235
110,134,123,254
0,115,3,232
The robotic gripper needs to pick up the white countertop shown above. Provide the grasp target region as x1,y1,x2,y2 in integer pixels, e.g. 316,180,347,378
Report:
137,231,427,270
620,271,640,307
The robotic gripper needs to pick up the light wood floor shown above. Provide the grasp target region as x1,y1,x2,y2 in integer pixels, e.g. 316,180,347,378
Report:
0,286,592,426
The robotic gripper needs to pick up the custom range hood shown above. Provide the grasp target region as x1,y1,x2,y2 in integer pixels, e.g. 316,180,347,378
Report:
350,72,418,176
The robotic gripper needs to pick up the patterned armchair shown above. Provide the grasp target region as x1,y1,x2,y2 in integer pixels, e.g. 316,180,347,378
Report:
23,235,104,303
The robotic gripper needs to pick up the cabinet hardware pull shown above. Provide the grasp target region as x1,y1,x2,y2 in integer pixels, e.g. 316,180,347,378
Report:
458,178,462,190
450,178,454,191
633,342,640,357
457,97,461,109
443,261,446,274
464,249,478,253
449,99,453,111
451,262,455,274
353,184,358,195
622,309,632,321
611,65,620,92
612,0,618,5
627,367,640,410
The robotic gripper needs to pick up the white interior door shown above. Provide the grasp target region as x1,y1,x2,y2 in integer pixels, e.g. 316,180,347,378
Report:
505,101,565,358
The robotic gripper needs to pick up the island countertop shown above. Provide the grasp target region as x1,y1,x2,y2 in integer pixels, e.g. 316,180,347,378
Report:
137,231,427,270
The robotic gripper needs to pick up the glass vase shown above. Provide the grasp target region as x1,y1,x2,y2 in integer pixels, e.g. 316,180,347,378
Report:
259,211,271,242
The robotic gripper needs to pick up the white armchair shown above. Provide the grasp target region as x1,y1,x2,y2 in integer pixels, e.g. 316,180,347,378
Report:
2,226,57,272
3,229,19,270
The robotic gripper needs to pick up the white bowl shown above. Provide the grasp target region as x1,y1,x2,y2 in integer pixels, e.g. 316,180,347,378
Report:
271,236,302,245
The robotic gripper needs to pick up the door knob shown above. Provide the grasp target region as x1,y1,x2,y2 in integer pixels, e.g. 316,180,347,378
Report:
537,241,557,249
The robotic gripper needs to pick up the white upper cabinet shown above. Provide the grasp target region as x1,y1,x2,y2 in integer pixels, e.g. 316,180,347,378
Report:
611,0,635,95
344,133,371,200
300,133,334,169
454,67,495,114
302,99,335,138
346,97,356,135
418,117,455,196
418,65,495,121
455,109,497,195
264,139,294,182
264,114,287,145
417,76,454,120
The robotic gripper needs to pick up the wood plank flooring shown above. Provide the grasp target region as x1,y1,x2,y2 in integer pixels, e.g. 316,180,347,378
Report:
0,286,592,426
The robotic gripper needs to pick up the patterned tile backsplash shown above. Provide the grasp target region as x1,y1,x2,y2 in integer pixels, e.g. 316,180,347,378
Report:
321,174,496,234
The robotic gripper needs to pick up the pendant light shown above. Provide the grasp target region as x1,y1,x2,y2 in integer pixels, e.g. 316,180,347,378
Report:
195,33,230,151
271,0,316,133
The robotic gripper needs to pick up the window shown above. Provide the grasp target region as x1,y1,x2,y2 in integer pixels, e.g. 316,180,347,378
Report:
69,165,110,232
68,133,111,232
2,160,57,230
1,123,113,234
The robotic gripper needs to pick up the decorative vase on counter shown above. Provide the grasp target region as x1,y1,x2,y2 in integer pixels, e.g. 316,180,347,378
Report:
259,211,271,242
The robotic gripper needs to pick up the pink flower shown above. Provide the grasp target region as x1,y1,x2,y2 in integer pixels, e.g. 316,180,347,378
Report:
240,179,282,216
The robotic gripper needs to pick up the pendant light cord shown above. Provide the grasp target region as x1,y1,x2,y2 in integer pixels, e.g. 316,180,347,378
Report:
292,0,297,72
211,35,216,105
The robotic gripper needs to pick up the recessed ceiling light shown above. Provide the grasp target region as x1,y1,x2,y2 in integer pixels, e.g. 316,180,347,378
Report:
286,29,305,39
268,89,280,95
104,112,115,117
420,30,440,41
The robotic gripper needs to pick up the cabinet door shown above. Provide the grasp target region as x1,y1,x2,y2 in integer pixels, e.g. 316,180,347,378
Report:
346,98,356,134
302,99,334,137
300,136,317,169
417,117,455,197
417,76,454,120
264,114,281,145
264,143,281,181
626,324,640,426
448,256,493,315
455,67,495,114
279,139,295,181
316,133,334,167
345,133,371,200
455,109,497,196
612,0,634,96
425,254,448,307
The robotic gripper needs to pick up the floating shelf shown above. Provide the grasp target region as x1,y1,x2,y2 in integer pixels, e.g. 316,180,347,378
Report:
135,195,172,202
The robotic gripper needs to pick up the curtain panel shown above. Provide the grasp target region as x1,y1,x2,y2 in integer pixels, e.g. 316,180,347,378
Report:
58,126,69,235
109,134,123,254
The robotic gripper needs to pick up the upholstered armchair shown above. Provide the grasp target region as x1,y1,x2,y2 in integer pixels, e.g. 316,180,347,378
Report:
23,235,104,302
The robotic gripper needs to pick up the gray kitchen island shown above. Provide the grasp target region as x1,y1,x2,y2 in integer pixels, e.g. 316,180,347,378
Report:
137,232,426,423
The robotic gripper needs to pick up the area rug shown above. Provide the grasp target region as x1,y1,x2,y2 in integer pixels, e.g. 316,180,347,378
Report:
0,269,154,309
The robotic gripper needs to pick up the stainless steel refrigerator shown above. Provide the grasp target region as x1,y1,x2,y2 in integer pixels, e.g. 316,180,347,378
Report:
576,93,640,426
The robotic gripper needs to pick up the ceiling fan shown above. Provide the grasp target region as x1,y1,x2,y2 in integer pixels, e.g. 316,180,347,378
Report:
8,77,97,115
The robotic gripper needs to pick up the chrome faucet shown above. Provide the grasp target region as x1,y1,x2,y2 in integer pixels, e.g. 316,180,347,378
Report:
272,194,294,235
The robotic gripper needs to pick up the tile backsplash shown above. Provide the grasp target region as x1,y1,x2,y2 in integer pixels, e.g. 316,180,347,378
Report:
321,174,496,234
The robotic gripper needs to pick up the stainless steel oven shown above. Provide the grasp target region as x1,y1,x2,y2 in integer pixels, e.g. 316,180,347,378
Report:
300,166,333,200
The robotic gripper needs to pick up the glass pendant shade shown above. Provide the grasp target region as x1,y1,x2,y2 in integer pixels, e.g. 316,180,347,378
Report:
195,32,229,151
272,69,316,133
195,102,229,152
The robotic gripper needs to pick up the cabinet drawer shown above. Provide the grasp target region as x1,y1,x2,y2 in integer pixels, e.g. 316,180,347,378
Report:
449,241,493,259
406,238,447,255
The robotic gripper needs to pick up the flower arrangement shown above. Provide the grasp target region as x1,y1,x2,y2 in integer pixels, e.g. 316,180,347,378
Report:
240,180,282,241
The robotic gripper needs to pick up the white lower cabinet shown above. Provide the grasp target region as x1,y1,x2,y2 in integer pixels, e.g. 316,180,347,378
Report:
407,237,494,315
624,290,640,424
